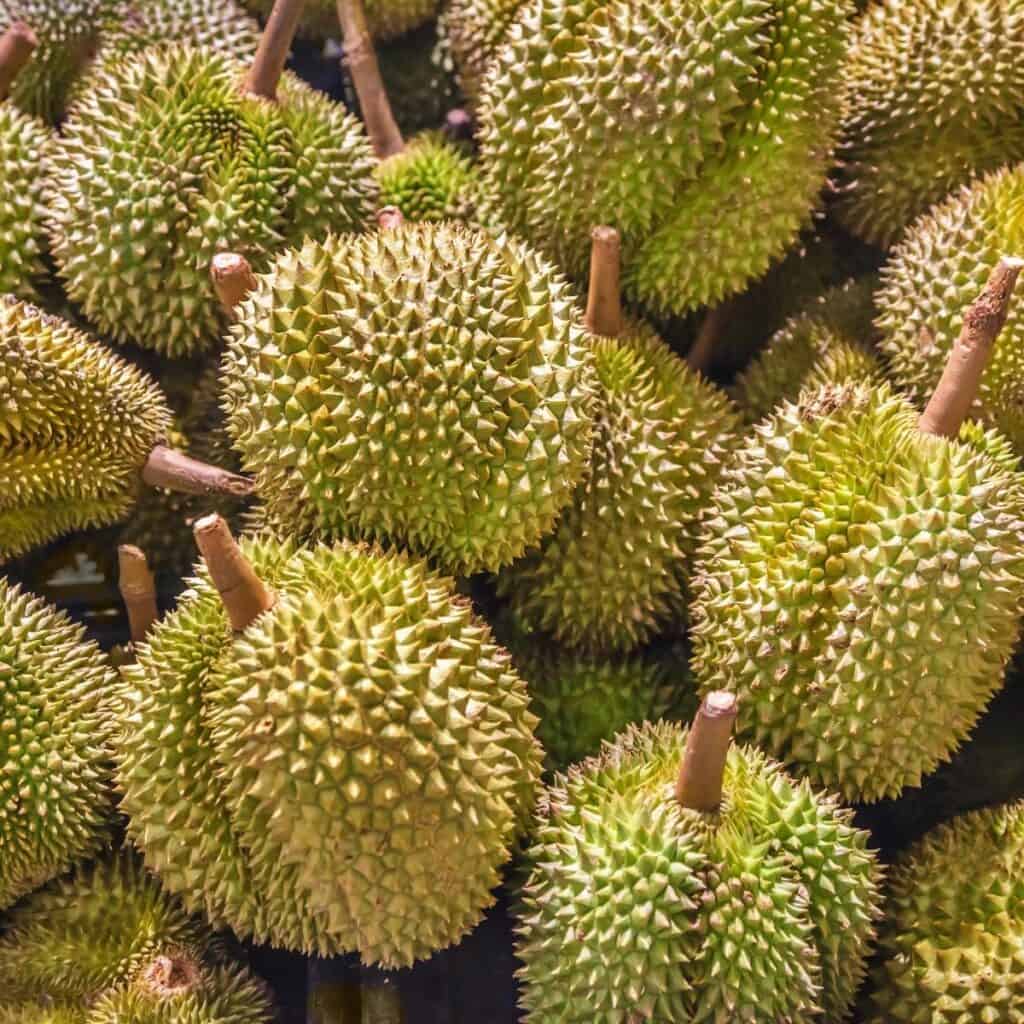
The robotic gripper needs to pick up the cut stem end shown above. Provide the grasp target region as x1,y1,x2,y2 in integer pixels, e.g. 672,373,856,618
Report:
376,206,404,231
141,445,255,498
118,544,158,644
0,22,37,101
675,691,738,813
584,225,622,338
193,514,275,631
211,252,257,317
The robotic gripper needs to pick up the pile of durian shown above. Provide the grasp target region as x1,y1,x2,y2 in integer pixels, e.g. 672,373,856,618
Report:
4,0,1024,1020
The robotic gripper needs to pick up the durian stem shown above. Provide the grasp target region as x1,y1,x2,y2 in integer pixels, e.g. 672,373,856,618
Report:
376,206,404,230
242,0,306,101
0,22,36,101
211,252,257,317
686,302,731,374
918,256,1024,438
193,514,275,631
584,226,623,338
141,445,255,498
675,691,738,813
336,0,405,159
118,545,158,644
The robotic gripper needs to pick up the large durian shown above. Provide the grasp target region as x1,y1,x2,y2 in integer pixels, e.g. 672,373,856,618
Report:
117,518,542,966
477,0,852,317
865,800,1024,1024
515,700,882,1021
220,223,595,575
836,0,1024,247
436,0,524,107
495,228,740,652
0,579,117,911
692,259,1024,802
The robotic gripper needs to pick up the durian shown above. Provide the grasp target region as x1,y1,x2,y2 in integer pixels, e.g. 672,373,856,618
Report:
436,0,524,107
477,0,852,316
865,800,1024,1024
495,228,740,652
0,578,117,911
836,0,1024,248
0,1008,83,1024
220,223,595,575
376,22,458,139
117,517,542,966
515,700,882,1021
245,0,438,39
692,258,1024,802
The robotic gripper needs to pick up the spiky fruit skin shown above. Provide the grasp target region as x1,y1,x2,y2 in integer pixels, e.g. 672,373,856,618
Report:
0,580,117,910
878,166,1024,453
222,225,595,575
731,277,882,422
48,47,377,357
245,0,438,40
866,802,1024,1024
376,132,480,223
0,298,170,562
477,0,851,317
0,1008,83,1024
117,535,542,965
516,721,881,1022
495,322,739,652
692,382,1024,803
835,0,1024,248
437,0,524,107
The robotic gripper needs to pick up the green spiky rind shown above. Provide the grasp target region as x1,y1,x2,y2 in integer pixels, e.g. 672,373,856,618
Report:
0,298,170,562
0,105,51,300
0,579,117,910
377,22,459,138
835,0,1024,248
877,165,1024,452
731,277,883,422
436,0,525,106
48,46,378,357
375,132,480,223
866,801,1024,1024
0,850,213,1002
245,0,439,40
515,720,881,1022
477,0,851,317
222,225,596,575
495,320,739,652
0,1006,84,1024
691,381,1024,803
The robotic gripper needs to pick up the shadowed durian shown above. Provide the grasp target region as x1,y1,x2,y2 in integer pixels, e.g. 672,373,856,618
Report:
477,0,852,317
0,579,117,911
865,800,1024,1024
376,22,458,138
245,0,438,39
436,0,523,108
692,259,1024,803
515,698,882,1022
47,0,378,357
495,228,740,652
220,221,595,575
836,0,1024,248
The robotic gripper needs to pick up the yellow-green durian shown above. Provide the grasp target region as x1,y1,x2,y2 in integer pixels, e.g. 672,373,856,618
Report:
245,0,439,39
436,0,524,106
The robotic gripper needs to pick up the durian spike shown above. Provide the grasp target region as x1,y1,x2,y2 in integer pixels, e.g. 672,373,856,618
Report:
376,205,405,230
336,0,405,159
686,301,731,374
675,690,738,813
211,252,257,317
584,226,623,338
0,22,37,101
141,445,254,498
193,513,275,631
242,0,307,101
918,256,1024,438
118,544,158,644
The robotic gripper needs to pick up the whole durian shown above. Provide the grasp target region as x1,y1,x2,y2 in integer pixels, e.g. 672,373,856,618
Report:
836,0,1024,248
0,579,117,911
692,260,1024,803
220,223,595,575
477,0,852,317
245,0,439,39
515,702,882,1022
495,229,740,652
117,519,542,966
436,0,524,107
865,800,1024,1024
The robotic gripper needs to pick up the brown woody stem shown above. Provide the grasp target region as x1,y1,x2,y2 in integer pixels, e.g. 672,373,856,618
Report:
211,252,257,317
584,226,623,338
141,445,254,498
0,22,36,101
675,691,738,813
242,0,306,100
193,514,275,631
918,256,1024,438
376,206,404,231
118,545,158,644
336,0,405,159
686,302,731,374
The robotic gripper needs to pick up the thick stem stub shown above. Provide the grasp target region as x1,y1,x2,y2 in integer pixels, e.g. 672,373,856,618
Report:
918,256,1024,438
193,514,275,631
141,445,255,498
118,544,158,644
376,206,404,231
675,691,738,813
0,22,37,101
243,0,306,100
211,252,257,317
584,226,623,339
